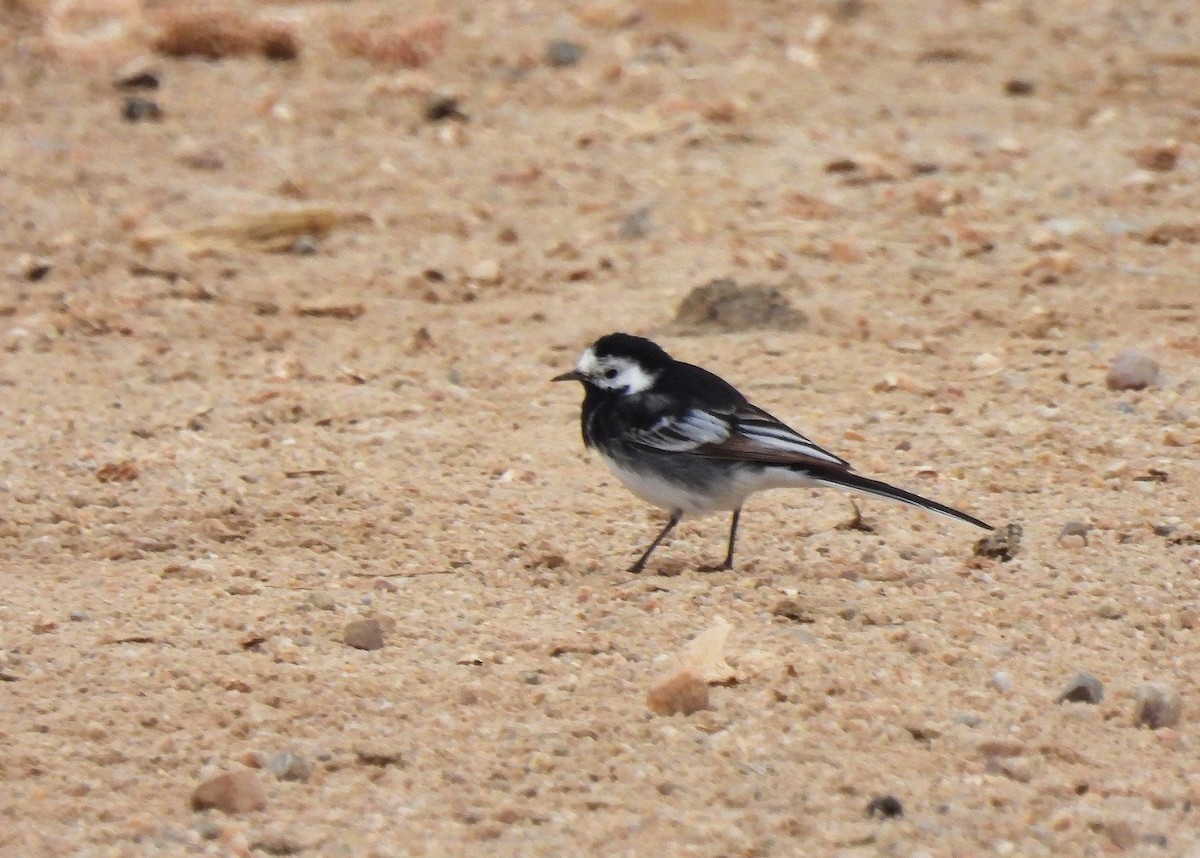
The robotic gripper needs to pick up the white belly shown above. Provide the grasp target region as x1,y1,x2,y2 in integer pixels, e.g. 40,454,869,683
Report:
600,454,819,518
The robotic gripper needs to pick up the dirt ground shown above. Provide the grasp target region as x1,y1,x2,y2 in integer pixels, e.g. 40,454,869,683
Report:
3,1,1200,855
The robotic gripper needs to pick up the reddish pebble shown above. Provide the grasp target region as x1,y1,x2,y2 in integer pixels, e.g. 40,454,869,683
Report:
647,669,710,716
191,770,267,814
1106,349,1160,391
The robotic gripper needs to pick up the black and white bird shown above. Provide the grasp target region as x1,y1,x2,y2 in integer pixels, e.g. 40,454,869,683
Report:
553,333,992,574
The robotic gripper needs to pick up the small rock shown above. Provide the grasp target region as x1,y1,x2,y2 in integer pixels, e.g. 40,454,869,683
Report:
191,770,267,814
307,591,337,611
1105,819,1139,850
990,671,1013,693
356,745,405,767
1004,78,1035,96
289,235,318,255
972,352,1002,371
266,751,313,783
424,94,467,122
1134,683,1182,729
1106,350,1160,391
123,96,163,122
1096,598,1124,620
772,599,813,623
1058,672,1104,705
973,523,1022,562
115,67,160,90
1131,140,1180,172
672,277,807,333
617,205,654,240
1058,521,1092,545
343,619,384,651
1059,533,1086,550
544,39,584,67
866,795,903,818
468,259,502,284
647,669,709,716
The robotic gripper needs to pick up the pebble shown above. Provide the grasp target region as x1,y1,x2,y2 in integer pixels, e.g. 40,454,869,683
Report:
266,750,313,783
343,619,385,651
191,770,267,814
972,352,1002,371
1134,683,1182,729
772,599,813,623
122,96,163,122
544,39,584,67
1058,672,1104,705
307,591,337,611
1106,349,1160,391
866,794,903,818
990,671,1013,694
647,669,709,716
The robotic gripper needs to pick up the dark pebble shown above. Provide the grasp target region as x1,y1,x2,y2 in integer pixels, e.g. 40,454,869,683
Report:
545,39,584,68
1058,672,1104,704
116,71,160,90
866,795,903,818
1004,78,1035,96
424,95,467,123
973,523,1023,561
123,96,163,122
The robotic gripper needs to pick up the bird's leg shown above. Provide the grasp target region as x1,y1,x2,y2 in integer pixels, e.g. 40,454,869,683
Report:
701,507,740,572
628,511,681,574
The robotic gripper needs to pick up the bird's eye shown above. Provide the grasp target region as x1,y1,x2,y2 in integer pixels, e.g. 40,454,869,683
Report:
603,368,619,380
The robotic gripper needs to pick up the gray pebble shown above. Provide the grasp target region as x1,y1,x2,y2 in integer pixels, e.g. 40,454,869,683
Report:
1058,521,1092,543
545,39,584,68
1134,683,1182,729
344,619,385,651
1058,672,1104,704
1106,349,1160,391
266,750,314,783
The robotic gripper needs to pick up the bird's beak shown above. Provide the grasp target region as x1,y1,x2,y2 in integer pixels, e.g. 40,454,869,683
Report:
551,369,585,383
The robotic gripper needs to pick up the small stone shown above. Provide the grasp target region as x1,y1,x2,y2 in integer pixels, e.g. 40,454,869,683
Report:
1131,140,1180,172
772,599,813,623
266,751,313,783
424,94,467,122
1058,672,1104,705
123,96,163,122
866,795,903,818
544,39,584,67
990,671,1013,693
1004,78,1035,96
1096,598,1124,620
356,745,405,767
617,205,654,240
973,523,1022,562
289,235,318,255
307,591,337,611
672,277,807,333
1106,350,1160,391
1134,683,1182,729
972,352,1002,371
115,66,160,89
1059,534,1086,550
1058,521,1091,545
191,770,267,814
1105,819,1139,850
343,619,384,651
468,259,501,284
647,669,709,716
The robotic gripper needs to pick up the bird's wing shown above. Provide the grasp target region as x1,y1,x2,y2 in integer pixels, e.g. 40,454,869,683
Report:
629,403,851,470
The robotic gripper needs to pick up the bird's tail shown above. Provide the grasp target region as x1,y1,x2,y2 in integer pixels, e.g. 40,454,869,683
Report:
805,467,992,530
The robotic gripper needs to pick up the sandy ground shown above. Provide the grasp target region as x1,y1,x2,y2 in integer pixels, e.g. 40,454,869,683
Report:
3,1,1200,855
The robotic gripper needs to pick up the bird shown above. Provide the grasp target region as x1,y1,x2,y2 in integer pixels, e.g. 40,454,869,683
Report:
552,332,992,574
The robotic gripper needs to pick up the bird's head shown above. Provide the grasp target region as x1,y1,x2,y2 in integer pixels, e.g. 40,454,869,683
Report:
552,332,671,396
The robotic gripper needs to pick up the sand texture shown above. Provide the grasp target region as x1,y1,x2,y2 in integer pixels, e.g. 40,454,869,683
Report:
2,0,1200,855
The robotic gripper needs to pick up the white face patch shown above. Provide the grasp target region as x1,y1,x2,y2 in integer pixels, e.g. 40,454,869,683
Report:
576,348,658,395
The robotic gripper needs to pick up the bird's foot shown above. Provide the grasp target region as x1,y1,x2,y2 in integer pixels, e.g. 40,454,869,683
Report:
699,559,735,574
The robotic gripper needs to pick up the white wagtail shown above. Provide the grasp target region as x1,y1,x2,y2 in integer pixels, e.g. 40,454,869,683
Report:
553,333,992,574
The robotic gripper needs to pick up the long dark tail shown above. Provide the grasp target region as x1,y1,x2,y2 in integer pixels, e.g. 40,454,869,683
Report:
806,467,993,530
